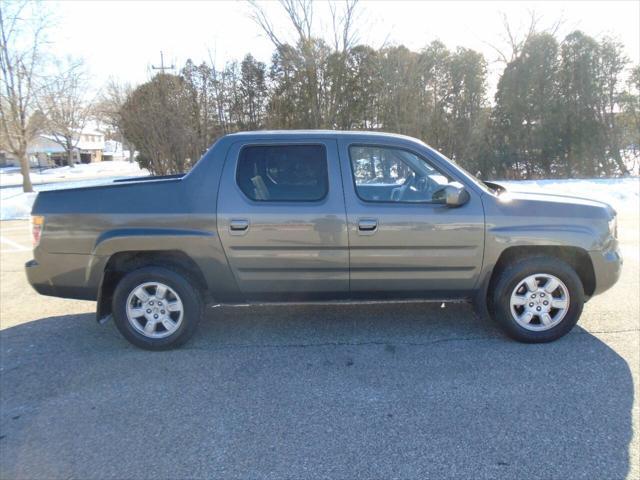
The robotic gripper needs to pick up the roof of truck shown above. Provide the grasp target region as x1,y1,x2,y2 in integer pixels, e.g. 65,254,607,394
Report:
223,130,422,142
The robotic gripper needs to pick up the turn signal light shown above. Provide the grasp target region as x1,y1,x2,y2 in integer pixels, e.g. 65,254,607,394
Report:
31,215,44,247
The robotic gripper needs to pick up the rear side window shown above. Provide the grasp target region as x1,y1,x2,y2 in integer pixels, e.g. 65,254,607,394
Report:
236,145,328,202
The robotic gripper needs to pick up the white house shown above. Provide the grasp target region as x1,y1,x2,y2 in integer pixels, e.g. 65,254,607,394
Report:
27,126,106,167
103,139,129,162
1,121,132,168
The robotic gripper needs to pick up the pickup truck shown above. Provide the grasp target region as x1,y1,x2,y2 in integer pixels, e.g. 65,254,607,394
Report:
26,131,622,349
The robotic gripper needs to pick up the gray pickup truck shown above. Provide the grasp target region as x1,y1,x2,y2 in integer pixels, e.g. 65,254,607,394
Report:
26,131,622,349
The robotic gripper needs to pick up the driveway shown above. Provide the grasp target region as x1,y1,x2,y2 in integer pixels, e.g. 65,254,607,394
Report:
1,213,638,479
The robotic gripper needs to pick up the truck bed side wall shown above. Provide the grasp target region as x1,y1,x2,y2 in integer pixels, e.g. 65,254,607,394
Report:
29,140,241,301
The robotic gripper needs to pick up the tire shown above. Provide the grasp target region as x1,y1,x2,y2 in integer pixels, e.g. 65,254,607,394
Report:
112,266,203,350
490,255,584,343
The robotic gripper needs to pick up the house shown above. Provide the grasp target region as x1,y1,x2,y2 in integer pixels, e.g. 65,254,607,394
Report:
1,122,132,169
103,139,128,162
0,151,17,168
27,127,105,167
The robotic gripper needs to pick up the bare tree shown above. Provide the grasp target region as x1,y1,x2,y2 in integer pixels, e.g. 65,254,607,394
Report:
249,0,314,49
250,0,322,127
39,60,93,167
249,0,360,128
327,0,360,125
329,0,359,53
485,10,564,64
94,78,135,161
249,0,359,54
0,0,49,192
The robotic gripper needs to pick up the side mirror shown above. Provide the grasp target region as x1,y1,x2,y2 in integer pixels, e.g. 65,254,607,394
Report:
434,182,470,207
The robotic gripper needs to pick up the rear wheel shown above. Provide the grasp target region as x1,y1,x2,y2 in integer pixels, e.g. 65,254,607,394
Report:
490,256,584,343
112,266,203,350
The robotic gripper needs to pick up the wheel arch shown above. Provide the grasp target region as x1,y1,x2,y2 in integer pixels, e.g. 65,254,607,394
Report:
97,250,208,322
488,245,596,299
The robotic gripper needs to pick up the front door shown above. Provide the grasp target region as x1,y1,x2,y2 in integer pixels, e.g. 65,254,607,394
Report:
217,139,349,301
338,140,485,299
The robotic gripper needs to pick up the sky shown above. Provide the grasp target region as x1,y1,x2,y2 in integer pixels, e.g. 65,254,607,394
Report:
50,0,640,95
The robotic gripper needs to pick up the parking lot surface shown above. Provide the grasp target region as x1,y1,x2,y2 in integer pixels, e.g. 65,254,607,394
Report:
1,213,638,479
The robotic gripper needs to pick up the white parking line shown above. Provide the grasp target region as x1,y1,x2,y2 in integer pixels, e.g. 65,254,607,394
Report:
0,236,30,252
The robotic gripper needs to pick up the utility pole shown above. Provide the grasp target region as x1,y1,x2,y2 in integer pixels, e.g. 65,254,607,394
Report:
152,51,175,74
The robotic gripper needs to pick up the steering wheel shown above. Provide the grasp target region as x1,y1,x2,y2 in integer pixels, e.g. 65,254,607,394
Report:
402,172,415,187
398,174,438,202
390,173,415,201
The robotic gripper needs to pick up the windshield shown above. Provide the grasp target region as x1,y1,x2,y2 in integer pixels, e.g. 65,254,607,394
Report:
426,147,497,195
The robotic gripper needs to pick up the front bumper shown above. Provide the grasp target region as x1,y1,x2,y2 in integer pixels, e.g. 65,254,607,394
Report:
588,245,622,297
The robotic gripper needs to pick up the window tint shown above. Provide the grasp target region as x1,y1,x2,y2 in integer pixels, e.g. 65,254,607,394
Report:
237,145,328,202
349,146,453,203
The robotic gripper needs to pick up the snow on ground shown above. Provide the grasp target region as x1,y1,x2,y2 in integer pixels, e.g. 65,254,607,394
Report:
1,162,638,220
1,192,38,221
0,160,147,188
499,178,639,214
1,161,149,221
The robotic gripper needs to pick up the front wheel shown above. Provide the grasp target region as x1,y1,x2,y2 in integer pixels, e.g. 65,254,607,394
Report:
490,256,585,343
112,266,203,350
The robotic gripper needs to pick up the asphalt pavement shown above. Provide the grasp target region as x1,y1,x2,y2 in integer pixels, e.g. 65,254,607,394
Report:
1,213,638,479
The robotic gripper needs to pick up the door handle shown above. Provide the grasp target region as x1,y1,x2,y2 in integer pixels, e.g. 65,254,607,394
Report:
358,218,378,235
229,219,249,233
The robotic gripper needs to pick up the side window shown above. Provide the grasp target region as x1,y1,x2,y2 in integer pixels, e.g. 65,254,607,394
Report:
236,145,328,202
348,145,453,203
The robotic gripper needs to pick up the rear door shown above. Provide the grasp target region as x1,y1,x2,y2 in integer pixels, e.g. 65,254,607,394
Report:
217,139,349,301
338,140,485,298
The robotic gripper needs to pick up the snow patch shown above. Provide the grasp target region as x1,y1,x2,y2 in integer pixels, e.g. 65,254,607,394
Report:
0,192,38,221
0,160,148,187
0,161,151,221
0,176,152,221
499,178,639,213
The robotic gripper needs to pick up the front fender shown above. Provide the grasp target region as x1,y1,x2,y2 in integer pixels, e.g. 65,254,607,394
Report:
488,223,604,252
481,189,612,270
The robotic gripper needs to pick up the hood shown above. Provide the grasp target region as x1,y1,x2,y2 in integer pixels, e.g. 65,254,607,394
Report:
491,188,616,222
484,185,617,252
505,190,613,210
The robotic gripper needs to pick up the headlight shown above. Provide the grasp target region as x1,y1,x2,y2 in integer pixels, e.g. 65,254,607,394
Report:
30,215,44,247
608,216,617,239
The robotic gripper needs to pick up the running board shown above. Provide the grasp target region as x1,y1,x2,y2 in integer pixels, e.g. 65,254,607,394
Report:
210,298,471,308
